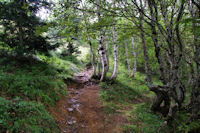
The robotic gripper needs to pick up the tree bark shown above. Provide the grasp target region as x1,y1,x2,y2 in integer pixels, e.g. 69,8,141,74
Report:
111,0,119,80
96,0,108,81
188,1,200,119
99,31,107,81
139,10,152,85
125,40,131,76
105,35,109,72
97,52,101,77
88,35,96,76
132,37,137,78
18,26,23,49
67,41,73,56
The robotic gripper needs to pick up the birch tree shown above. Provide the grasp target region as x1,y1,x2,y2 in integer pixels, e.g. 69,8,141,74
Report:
96,0,108,81
131,37,137,78
125,40,131,75
110,0,119,80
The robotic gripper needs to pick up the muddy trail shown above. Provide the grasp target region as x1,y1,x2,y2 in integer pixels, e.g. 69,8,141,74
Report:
49,68,128,133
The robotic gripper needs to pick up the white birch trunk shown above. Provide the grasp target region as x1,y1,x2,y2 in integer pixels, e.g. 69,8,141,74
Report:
97,53,101,77
132,37,137,78
99,32,107,81
110,0,119,80
96,0,107,81
125,40,131,76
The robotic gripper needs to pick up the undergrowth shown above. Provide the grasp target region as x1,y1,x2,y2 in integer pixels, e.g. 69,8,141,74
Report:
99,62,166,132
0,97,58,133
0,52,82,132
100,64,152,104
123,103,167,133
100,62,199,133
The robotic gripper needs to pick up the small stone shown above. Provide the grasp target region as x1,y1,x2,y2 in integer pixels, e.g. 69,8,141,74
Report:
81,124,85,127
71,98,78,103
67,121,73,125
68,108,73,112
72,120,76,124
75,91,79,94
72,104,80,109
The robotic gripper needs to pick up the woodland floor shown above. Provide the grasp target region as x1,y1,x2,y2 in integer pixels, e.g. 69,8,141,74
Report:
49,68,129,133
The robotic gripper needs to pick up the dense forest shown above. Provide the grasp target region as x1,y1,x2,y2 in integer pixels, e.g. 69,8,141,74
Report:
0,0,199,132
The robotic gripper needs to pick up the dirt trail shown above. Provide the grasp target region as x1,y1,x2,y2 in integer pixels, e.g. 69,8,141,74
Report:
49,68,128,133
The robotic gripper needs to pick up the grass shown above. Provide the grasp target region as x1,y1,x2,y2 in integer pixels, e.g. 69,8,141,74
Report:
0,51,83,132
99,60,200,133
100,64,151,104
123,103,167,133
0,97,58,133
99,61,167,132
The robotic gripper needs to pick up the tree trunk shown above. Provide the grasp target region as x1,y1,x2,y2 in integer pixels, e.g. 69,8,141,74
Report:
105,36,109,72
188,1,200,119
18,1,24,51
88,35,96,77
140,14,152,84
111,0,119,80
138,0,168,115
99,31,107,81
96,0,108,81
18,26,23,49
151,90,170,116
132,37,137,78
97,52,101,78
67,41,73,56
125,40,131,76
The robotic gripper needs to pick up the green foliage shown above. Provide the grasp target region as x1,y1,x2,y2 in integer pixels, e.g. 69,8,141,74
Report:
39,55,81,79
0,56,67,105
0,51,81,132
62,55,82,65
172,111,200,133
100,60,165,132
0,0,57,54
0,97,59,132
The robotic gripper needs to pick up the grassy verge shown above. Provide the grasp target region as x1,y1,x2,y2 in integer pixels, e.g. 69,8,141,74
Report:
0,52,82,132
99,63,167,132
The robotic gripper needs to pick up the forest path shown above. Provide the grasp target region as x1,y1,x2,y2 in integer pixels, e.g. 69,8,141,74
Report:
49,68,128,133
